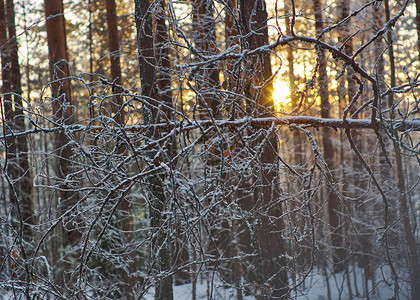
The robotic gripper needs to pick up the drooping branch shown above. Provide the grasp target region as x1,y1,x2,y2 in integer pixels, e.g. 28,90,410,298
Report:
2,116,419,140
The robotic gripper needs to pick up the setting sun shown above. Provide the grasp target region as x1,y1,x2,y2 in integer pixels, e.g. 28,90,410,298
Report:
273,78,291,109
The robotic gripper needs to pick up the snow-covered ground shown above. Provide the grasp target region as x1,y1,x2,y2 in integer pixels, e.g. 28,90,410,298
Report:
291,266,410,300
146,266,410,299
1,266,410,299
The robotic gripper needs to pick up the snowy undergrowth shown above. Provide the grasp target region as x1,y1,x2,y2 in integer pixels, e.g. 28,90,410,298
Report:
293,266,410,300
145,266,410,300
0,266,410,299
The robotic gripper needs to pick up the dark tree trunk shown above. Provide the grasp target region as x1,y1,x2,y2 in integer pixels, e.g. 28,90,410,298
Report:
384,1,420,297
224,0,243,120
155,0,176,162
338,0,362,188
192,2,229,284
105,1,137,297
44,0,81,246
155,0,173,120
239,0,288,298
339,0,364,200
155,0,187,286
283,0,310,271
1,0,35,285
223,3,246,297
374,4,390,183
315,0,346,274
366,3,387,281
134,0,173,299
394,148,420,300
284,1,303,166
1,0,34,233
44,0,81,291
192,0,221,119
415,0,420,62
333,0,363,273
106,0,124,124
314,0,341,273
225,0,238,47
88,0,93,77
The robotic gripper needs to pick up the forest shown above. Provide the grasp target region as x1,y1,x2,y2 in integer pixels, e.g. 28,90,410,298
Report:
0,0,419,299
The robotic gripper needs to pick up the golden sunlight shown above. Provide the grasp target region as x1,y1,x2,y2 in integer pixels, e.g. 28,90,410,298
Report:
273,78,291,109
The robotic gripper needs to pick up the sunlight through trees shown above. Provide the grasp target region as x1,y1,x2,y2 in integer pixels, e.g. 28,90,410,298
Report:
1,0,419,299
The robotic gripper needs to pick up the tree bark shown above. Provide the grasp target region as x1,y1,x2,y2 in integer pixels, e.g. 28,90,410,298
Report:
337,0,363,195
1,0,35,286
1,0,35,234
374,4,390,183
384,1,420,297
134,0,173,298
334,0,363,273
239,0,288,298
314,0,346,274
225,0,238,47
44,0,81,291
192,0,221,119
394,147,420,299
415,0,420,62
105,1,138,297
155,0,188,286
155,0,173,120
284,1,303,166
106,0,124,124
366,2,388,281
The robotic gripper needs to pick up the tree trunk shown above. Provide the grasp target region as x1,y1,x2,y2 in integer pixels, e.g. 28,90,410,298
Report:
375,4,390,183
394,147,420,299
155,0,187,286
415,0,420,62
239,0,288,298
44,0,81,244
337,0,363,192
192,0,221,119
339,0,364,198
284,1,303,166
224,0,243,120
134,0,173,298
384,1,420,297
105,1,138,297
225,0,238,47
315,0,345,274
1,0,34,235
366,2,387,281
1,0,35,286
155,0,174,121
106,0,124,124
334,0,362,273
44,0,81,291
